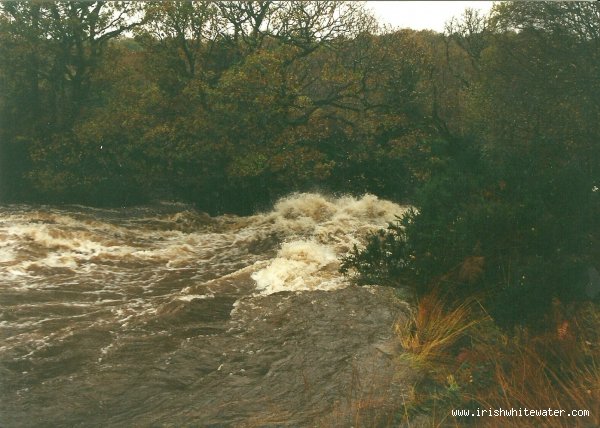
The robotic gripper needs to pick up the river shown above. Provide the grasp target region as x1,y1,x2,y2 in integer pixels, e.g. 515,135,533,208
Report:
0,193,417,427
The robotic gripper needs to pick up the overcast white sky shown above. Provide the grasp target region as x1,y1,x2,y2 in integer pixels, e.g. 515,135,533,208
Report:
367,1,496,32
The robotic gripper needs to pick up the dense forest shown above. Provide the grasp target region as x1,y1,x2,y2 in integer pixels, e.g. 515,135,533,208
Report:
1,1,600,424
0,1,421,212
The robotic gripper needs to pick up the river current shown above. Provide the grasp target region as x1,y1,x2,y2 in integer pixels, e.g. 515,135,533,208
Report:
0,193,416,427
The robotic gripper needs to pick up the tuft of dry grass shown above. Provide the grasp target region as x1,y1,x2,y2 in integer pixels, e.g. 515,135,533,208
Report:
396,289,488,374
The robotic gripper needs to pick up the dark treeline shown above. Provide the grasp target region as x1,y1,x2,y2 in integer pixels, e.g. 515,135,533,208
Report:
0,1,431,213
1,2,599,326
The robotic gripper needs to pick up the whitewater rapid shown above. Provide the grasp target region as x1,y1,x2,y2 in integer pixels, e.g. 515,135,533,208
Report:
0,193,414,426
1,193,407,295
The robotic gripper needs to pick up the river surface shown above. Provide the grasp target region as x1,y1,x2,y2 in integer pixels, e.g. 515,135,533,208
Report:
0,193,417,427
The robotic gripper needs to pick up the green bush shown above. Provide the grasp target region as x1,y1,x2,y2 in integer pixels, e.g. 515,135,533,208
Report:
342,136,599,331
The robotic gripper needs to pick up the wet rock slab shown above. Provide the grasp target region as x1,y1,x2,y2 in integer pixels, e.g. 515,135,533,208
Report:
219,287,415,427
1,286,415,427
136,285,414,427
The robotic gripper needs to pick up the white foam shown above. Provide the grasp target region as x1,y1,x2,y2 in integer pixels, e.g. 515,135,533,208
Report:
252,240,343,294
0,246,15,263
1,193,408,300
177,293,214,302
247,193,409,295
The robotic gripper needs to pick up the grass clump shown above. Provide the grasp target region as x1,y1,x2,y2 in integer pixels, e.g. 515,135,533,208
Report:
396,290,486,371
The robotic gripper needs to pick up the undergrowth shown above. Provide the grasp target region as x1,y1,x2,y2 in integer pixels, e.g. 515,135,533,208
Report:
396,290,600,427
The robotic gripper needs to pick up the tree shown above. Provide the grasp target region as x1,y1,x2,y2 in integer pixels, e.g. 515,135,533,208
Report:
0,2,146,202
142,1,220,81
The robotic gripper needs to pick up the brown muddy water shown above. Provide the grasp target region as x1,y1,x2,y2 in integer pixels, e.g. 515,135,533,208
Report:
0,193,417,427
